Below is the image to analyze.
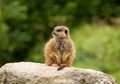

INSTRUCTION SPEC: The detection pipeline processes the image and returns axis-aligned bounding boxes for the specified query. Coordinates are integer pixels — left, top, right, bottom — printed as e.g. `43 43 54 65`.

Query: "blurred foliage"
72 24 120 83
0 0 120 83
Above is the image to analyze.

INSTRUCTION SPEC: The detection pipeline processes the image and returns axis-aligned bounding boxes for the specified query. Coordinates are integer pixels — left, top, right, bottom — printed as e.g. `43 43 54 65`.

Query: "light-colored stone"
0 62 117 84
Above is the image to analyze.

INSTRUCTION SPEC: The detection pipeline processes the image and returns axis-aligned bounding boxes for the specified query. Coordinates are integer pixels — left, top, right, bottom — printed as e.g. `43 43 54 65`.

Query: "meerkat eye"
65 30 68 35
57 29 62 32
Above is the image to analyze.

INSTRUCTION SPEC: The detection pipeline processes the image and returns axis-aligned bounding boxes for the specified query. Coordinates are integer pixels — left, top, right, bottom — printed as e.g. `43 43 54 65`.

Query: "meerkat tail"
57 63 68 70
57 66 65 70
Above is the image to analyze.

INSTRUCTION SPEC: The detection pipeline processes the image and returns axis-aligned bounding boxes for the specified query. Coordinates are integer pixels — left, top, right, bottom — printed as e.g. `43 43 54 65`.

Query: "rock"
0 62 117 84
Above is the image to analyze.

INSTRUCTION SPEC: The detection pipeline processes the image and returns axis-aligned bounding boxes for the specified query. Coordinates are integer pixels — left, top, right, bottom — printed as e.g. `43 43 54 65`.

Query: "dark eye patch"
57 29 62 32
65 30 68 35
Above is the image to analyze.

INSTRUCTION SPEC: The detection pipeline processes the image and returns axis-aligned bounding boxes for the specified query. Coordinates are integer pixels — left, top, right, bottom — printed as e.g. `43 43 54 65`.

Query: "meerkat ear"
65 30 68 35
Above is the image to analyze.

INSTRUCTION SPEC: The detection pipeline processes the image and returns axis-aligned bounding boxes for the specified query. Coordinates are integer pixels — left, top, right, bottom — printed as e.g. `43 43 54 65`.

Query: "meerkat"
44 26 75 70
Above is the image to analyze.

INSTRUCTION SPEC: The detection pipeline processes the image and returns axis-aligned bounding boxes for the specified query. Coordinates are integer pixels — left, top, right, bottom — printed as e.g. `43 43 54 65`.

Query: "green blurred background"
0 0 120 83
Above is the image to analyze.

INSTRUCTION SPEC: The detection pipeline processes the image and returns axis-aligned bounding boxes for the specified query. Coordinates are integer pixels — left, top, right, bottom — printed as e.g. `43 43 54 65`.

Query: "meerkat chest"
53 40 71 52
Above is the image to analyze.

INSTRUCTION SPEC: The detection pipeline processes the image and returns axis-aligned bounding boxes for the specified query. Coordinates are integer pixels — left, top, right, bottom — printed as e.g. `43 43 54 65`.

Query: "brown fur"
44 26 75 70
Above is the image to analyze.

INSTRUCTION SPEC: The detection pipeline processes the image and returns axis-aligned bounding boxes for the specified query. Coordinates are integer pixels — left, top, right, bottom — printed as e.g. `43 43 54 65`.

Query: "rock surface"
0 62 116 84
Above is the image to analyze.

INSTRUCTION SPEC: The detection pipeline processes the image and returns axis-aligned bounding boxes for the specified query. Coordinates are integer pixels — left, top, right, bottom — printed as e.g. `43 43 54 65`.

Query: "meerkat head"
52 26 70 39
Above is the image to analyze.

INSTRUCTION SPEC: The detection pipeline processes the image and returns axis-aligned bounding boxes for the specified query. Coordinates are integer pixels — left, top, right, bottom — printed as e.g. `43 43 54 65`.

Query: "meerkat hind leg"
45 56 58 66
45 58 53 66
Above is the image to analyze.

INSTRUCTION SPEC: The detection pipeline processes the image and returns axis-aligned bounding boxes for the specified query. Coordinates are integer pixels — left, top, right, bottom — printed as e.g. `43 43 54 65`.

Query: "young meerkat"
44 26 75 70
